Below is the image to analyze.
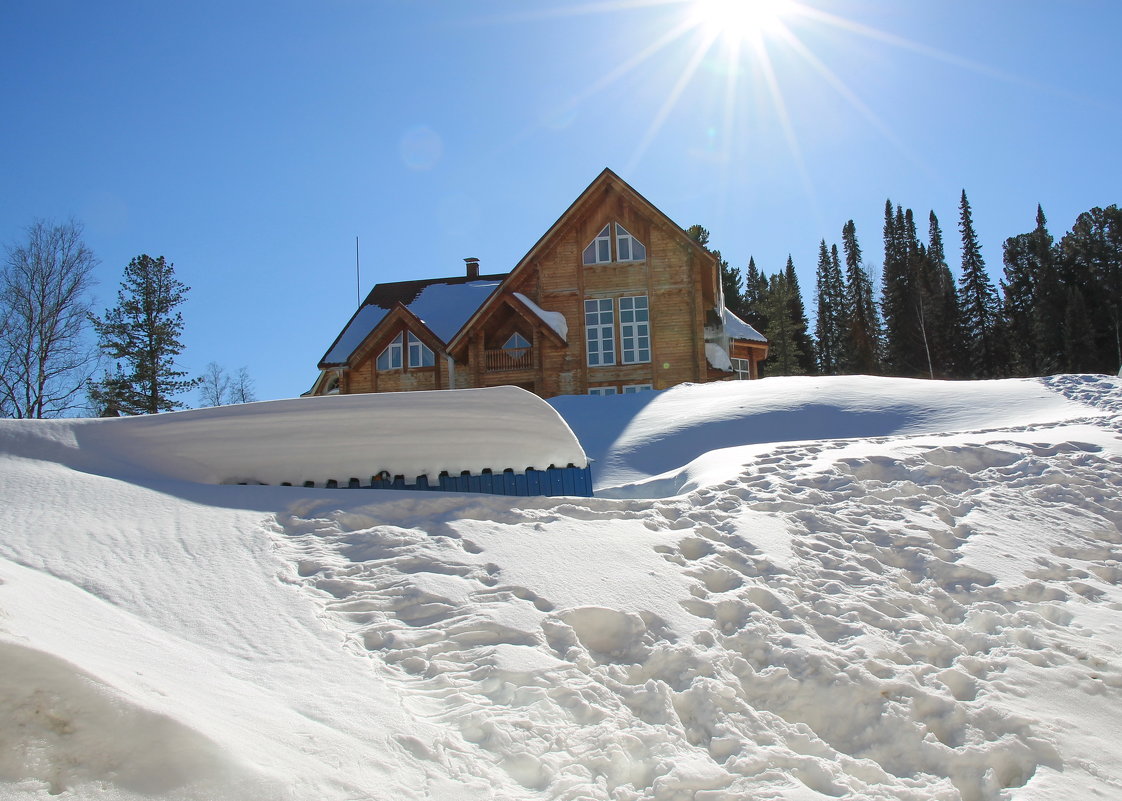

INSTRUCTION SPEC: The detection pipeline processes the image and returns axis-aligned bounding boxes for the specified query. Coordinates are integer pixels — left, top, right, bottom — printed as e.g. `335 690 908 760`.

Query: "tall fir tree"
956 190 1005 378
90 254 198 414
1028 206 1065 374
924 211 961 377
741 256 769 334
880 201 927 376
840 219 881 373
813 239 845 375
784 256 816 374
761 270 805 376
1058 205 1122 373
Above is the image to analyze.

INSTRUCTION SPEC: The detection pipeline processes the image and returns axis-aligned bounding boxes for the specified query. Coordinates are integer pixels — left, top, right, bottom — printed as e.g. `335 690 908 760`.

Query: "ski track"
272 376 1122 801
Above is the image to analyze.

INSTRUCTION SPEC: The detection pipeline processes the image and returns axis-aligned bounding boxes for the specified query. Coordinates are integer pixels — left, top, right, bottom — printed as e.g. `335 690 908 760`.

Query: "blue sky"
3 0 1120 403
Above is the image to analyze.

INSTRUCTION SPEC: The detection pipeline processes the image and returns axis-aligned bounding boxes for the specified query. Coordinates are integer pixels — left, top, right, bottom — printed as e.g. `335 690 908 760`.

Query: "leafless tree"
229 366 256 404
198 361 231 407
197 362 256 407
1 220 99 418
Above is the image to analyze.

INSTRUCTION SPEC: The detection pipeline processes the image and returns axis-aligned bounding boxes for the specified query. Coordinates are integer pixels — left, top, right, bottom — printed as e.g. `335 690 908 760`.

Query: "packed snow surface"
2 374 1121 801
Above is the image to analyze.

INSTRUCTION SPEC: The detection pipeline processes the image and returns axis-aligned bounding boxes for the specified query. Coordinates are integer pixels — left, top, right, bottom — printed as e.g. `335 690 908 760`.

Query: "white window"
615 224 646 262
589 386 617 396
503 332 531 362
731 357 750 380
408 332 435 368
622 384 652 393
619 295 650 364
583 225 612 265
585 298 616 366
376 332 403 371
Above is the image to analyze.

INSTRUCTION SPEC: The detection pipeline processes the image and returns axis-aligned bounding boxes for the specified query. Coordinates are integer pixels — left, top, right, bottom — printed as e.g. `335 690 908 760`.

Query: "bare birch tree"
1 220 99 418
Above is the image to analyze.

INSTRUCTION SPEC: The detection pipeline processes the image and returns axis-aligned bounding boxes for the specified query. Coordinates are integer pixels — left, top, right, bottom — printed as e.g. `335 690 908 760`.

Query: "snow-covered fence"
277 465 592 497
70 386 594 498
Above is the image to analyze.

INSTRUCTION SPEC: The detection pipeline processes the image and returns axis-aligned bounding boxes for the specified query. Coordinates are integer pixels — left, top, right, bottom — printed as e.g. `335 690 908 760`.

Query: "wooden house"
308 169 767 399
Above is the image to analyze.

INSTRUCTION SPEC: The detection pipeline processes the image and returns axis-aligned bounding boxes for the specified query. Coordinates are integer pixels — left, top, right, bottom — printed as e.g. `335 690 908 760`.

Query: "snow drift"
1 374 1121 800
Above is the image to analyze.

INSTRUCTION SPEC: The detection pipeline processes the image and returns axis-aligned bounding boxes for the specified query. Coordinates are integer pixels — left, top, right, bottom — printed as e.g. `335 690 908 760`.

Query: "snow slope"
1 374 1121 800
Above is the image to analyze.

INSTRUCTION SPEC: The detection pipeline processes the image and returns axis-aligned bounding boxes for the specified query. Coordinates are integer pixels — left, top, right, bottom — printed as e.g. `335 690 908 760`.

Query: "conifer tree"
784 256 816 374
840 220 880 373
1058 205 1122 373
1028 206 1064 374
761 271 805 375
742 257 768 334
925 211 961 377
881 201 926 376
814 240 845 375
956 191 1004 378
90 254 198 414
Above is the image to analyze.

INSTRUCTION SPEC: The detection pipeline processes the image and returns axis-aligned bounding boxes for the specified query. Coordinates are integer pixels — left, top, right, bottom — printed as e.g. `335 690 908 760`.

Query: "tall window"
376 333 403 371
615 224 646 262
408 332 435 367
619 295 650 364
583 225 612 265
584 298 616 366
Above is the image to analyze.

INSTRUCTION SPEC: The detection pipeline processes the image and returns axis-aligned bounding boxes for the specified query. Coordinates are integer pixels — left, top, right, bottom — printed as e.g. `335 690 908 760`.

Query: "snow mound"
1 385 587 486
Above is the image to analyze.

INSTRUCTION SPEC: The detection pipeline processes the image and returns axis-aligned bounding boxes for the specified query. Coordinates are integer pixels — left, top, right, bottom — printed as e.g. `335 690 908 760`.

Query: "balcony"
485 347 533 372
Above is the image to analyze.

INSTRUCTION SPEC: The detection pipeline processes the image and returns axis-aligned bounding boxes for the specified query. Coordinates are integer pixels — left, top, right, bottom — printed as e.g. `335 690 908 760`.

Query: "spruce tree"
742 257 769 334
1058 206 1122 373
956 191 1004 378
91 254 198 414
784 256 816 374
925 211 961 377
881 201 926 376
814 239 845 375
840 219 881 373
762 271 805 375
1029 206 1064 374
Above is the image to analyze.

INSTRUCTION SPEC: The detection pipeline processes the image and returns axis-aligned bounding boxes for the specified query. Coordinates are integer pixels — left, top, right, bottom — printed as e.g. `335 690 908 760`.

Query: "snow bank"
1 385 587 486
2 373 1121 800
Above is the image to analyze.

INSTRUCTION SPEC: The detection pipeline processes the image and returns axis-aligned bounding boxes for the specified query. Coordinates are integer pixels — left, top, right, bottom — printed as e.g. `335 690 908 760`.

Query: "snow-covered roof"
724 308 767 343
61 386 588 485
321 277 505 366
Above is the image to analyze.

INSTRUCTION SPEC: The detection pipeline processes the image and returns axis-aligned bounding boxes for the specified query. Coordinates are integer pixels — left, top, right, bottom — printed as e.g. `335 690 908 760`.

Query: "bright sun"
689 0 795 41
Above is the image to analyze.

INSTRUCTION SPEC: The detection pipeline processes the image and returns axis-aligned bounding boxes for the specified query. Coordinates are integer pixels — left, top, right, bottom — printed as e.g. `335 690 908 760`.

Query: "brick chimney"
464 257 480 279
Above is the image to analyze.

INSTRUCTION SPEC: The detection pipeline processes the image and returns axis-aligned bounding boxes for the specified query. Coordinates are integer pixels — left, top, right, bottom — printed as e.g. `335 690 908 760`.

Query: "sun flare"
689 0 795 41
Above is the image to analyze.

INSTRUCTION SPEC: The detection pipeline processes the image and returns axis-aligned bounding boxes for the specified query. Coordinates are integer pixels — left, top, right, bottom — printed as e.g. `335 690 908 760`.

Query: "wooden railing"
485 347 533 371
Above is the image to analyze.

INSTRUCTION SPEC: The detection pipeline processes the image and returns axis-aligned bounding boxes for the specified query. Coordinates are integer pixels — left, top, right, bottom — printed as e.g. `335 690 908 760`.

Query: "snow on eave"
705 342 732 371
513 293 568 342
724 308 767 343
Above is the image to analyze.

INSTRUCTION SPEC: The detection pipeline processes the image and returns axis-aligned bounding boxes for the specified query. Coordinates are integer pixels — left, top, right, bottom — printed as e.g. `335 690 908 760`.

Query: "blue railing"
280 465 593 497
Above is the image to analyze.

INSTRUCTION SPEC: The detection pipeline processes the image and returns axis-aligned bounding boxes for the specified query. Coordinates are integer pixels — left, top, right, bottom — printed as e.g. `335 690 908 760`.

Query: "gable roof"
319 273 507 367
447 168 717 353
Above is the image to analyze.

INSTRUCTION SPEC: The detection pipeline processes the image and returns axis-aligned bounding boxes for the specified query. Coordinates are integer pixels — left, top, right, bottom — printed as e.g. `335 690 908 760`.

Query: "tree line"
0 219 255 418
706 194 1122 380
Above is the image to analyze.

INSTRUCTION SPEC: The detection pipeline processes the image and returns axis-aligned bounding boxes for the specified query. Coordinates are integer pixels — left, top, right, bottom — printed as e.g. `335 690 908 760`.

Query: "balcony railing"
485 347 533 371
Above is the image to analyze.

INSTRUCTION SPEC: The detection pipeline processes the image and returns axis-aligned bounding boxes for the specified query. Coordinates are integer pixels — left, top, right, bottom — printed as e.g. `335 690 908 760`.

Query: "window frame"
502 331 531 362
619 295 650 364
622 384 653 393
376 332 404 371
588 386 618 396
582 225 612 266
731 357 750 380
614 224 646 262
407 331 435 368
584 298 616 367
